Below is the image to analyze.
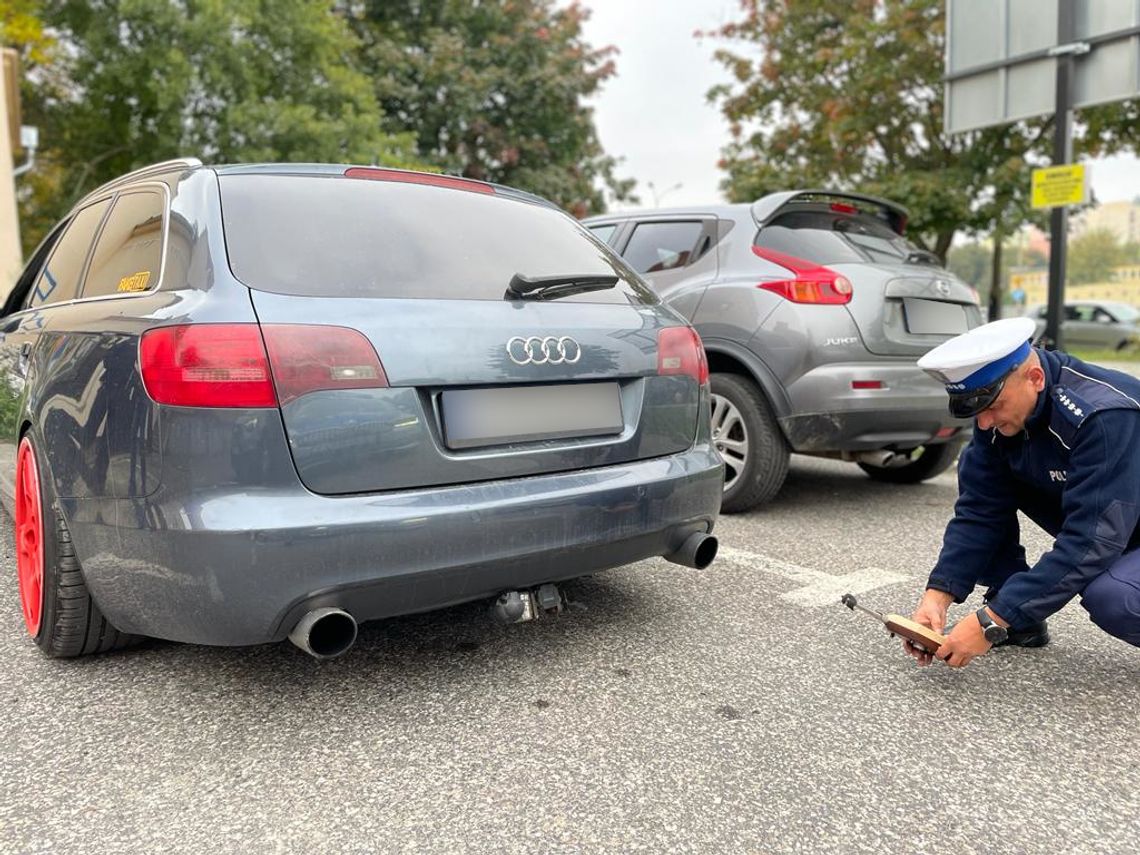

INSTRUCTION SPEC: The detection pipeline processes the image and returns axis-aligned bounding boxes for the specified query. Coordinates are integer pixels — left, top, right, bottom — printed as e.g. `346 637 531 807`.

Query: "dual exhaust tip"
287 532 717 659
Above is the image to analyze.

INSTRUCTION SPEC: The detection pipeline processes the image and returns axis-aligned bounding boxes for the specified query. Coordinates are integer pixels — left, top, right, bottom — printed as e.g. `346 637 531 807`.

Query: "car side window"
82 190 166 298
588 224 618 245
622 221 703 274
1072 305 1097 322
27 199 113 310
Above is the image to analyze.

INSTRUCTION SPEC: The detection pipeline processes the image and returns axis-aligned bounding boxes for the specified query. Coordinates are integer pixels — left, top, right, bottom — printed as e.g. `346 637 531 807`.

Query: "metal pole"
1043 0 1076 350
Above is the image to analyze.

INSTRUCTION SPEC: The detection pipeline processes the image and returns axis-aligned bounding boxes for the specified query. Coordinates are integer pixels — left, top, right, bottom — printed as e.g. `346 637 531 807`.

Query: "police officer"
908 316 1140 668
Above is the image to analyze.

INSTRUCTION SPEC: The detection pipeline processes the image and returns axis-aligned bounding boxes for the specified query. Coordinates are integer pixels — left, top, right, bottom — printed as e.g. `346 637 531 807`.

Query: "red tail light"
752 246 853 305
658 326 709 385
140 325 277 408
261 325 388 405
140 324 388 408
344 167 495 195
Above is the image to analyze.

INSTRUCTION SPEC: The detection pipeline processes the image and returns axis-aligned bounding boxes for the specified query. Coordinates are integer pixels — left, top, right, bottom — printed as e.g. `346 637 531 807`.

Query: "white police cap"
917 317 1037 418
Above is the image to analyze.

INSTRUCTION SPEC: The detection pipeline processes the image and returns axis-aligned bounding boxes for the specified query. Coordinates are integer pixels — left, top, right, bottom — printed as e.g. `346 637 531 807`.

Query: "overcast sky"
575 0 1140 211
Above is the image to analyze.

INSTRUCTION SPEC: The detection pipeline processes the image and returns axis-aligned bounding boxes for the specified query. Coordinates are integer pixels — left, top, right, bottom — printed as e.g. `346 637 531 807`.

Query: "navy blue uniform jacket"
928 348 1140 628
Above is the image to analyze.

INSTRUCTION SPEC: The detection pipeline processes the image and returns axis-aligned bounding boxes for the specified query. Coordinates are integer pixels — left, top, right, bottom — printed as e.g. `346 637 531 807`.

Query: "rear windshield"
219 174 654 304
754 208 937 267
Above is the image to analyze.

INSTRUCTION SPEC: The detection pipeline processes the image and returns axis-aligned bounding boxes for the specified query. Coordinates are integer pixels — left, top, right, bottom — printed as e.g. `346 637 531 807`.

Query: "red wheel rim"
15 438 44 637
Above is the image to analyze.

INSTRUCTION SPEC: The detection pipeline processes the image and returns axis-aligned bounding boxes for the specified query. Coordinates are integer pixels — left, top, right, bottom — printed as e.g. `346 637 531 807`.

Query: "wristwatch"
976 606 1008 645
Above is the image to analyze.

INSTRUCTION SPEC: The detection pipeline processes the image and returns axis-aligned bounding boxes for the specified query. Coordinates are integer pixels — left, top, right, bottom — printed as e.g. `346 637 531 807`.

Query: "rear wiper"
505 272 619 301
905 250 941 266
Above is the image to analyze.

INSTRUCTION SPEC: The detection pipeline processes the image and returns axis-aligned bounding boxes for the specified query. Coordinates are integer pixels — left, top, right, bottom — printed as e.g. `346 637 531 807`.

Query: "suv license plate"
903 298 969 335
441 382 623 450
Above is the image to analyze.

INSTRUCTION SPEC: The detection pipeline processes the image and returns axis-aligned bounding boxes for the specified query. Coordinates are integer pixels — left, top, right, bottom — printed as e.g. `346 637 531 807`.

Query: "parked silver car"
585 191 982 512
1027 301 1140 351
2 159 723 658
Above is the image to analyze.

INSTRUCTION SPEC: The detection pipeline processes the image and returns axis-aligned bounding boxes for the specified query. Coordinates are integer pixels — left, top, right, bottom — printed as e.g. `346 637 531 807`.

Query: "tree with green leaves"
706 0 1138 269
1067 227 1126 285
15 0 421 251
346 0 634 218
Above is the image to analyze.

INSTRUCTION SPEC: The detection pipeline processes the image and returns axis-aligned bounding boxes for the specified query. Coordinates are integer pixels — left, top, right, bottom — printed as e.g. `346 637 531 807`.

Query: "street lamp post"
648 181 682 207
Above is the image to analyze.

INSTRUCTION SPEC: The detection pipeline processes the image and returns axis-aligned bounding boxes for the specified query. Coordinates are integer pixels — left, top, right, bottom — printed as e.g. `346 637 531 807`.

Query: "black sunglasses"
948 375 1009 419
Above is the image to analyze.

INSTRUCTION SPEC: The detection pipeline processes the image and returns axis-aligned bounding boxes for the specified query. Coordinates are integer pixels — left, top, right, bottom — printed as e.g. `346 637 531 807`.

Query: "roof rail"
76 157 204 207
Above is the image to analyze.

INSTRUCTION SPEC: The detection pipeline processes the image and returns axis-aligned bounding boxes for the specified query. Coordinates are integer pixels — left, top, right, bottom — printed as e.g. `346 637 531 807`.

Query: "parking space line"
717 545 908 607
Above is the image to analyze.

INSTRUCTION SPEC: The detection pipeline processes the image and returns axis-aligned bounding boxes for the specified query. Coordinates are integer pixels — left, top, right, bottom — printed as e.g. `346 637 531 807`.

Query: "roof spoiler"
749 189 909 236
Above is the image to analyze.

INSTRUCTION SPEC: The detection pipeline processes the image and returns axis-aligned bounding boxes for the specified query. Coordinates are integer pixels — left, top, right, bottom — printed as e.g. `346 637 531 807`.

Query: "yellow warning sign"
1031 164 1088 209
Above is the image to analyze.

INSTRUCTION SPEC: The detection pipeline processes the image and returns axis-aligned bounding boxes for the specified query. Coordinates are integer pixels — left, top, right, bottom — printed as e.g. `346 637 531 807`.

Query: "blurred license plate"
903 298 969 334
441 382 623 449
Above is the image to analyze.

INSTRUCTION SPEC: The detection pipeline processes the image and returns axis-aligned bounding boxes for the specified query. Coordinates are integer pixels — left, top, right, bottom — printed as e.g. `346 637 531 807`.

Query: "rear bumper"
62 445 724 646
781 362 970 451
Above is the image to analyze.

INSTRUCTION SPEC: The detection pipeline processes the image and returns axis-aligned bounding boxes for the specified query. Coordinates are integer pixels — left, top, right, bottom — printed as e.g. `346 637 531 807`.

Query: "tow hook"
493 583 565 624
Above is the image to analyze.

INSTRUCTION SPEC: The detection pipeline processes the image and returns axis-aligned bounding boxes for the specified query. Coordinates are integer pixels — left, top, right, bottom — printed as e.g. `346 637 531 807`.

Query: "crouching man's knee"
1081 569 1140 647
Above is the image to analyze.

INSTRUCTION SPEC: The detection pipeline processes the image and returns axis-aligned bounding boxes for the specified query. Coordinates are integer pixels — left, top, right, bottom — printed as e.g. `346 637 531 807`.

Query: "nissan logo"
507 336 582 366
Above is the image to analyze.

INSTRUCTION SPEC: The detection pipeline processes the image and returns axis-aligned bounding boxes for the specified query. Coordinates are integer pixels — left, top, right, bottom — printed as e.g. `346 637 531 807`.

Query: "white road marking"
717 545 909 607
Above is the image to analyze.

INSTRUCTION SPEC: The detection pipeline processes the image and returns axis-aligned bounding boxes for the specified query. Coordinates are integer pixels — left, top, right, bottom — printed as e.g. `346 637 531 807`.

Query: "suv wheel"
857 440 963 485
15 436 140 657
710 373 790 512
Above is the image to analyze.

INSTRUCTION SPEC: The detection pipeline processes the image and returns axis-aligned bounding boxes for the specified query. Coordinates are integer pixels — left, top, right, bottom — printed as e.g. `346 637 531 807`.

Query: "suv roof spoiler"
750 190 909 236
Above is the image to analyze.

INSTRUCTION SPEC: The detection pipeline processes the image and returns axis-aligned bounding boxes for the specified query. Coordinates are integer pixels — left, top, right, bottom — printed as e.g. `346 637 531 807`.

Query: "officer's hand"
906 589 953 666
935 612 992 668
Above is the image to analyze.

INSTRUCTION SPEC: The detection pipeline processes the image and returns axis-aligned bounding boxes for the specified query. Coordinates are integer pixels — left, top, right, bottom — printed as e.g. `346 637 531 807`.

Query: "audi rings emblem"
507 335 582 366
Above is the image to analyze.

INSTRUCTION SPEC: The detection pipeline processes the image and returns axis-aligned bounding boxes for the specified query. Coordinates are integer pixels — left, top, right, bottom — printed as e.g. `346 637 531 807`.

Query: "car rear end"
74 166 722 648
745 193 982 453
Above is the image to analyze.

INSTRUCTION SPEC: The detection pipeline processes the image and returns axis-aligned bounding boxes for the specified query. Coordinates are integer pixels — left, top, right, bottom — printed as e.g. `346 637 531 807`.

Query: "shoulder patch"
1049 369 1140 449
1048 385 1091 449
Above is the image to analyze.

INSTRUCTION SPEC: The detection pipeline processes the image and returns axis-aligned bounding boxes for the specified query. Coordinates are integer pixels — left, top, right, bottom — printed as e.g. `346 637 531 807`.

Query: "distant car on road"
1027 301 1140 351
585 191 982 512
2 159 723 658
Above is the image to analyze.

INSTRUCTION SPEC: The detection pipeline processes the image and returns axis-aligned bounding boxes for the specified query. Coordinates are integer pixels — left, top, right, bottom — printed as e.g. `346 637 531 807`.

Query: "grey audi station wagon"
2 159 722 658
585 192 982 512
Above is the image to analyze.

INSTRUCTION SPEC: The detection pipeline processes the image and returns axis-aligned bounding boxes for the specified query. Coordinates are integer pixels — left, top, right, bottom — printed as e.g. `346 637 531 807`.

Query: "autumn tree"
706 0 1139 267
347 0 634 217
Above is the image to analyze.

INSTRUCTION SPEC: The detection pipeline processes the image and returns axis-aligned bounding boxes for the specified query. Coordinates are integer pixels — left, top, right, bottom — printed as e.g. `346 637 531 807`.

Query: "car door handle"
18 342 31 373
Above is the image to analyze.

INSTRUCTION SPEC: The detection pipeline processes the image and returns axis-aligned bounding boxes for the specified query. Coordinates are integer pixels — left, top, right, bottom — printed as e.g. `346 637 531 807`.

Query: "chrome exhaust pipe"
288 608 358 660
665 532 719 570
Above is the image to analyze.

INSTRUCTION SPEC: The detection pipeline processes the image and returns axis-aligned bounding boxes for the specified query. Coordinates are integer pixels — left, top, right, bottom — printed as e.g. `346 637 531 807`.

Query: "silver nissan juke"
1 159 723 658
585 192 983 512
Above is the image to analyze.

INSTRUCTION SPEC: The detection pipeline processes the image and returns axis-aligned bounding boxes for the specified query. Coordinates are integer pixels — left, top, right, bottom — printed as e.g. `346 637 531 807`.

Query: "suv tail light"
752 246 853 305
657 326 709 385
140 324 388 408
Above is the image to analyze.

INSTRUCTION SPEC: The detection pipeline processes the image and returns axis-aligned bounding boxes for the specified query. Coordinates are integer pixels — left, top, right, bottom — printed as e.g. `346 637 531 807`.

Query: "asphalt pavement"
1 455 1138 855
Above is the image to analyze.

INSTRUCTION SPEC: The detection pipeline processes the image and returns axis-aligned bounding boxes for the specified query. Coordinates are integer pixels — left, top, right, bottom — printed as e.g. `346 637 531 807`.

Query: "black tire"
710 373 790 513
19 436 140 657
857 440 963 485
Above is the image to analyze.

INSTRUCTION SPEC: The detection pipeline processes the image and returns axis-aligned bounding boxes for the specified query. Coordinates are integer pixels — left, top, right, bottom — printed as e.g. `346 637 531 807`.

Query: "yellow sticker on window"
117 271 151 292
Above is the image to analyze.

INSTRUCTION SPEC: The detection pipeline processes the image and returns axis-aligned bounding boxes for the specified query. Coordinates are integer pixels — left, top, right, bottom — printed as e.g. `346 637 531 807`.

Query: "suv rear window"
755 208 932 267
220 174 654 304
